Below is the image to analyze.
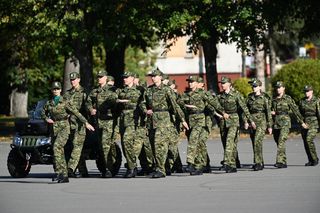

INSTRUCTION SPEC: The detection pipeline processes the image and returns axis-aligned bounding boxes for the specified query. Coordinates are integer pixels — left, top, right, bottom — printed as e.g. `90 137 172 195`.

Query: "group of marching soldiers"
41 68 319 183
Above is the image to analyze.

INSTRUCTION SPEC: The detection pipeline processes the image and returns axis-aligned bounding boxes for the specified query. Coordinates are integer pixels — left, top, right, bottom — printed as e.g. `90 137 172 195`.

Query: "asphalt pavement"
0 135 320 213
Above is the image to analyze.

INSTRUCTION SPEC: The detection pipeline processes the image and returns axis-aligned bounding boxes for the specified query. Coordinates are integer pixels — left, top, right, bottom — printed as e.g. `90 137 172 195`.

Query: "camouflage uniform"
218 77 253 171
117 73 148 177
135 83 155 174
180 76 225 174
245 79 272 170
42 87 88 179
299 85 319 166
86 80 118 177
272 81 304 167
145 70 186 177
63 74 88 176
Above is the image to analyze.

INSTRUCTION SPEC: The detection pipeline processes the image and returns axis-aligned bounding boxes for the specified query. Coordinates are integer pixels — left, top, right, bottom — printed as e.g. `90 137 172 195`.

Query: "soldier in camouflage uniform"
145 68 189 178
179 75 226 175
271 81 306 168
298 85 319 166
86 70 118 177
116 72 147 178
244 78 272 171
63 72 89 177
218 76 255 173
166 79 184 174
42 82 94 183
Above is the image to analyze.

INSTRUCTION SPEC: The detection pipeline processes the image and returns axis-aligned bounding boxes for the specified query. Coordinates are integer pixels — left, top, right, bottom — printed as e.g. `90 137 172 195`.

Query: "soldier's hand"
146 109 153 115
244 122 249 130
85 122 95 131
46 118 54 124
223 113 230 119
251 121 256 130
302 122 308 129
271 111 276 115
90 109 97 115
267 128 272 135
182 121 189 130
185 104 197 109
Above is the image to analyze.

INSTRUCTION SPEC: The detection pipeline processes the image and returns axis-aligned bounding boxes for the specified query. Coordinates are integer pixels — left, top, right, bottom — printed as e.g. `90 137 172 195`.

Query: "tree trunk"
73 39 94 91
62 57 80 94
268 30 277 77
105 44 126 88
202 35 219 94
10 88 28 117
255 45 266 92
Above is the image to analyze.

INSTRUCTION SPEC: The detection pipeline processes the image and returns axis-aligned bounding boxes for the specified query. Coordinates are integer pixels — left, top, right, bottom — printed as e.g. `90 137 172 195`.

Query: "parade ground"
0 135 319 213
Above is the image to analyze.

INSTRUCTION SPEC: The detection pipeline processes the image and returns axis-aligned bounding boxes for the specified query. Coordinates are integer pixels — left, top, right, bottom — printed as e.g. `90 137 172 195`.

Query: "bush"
272 59 320 102
232 77 252 98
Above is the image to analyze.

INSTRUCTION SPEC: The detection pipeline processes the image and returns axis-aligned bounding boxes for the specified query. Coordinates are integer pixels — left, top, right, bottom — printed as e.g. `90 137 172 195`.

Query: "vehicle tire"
95 143 122 177
7 149 31 178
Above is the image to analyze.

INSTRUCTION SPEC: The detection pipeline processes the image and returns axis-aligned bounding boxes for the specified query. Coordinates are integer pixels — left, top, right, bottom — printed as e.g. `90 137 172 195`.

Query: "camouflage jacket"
116 85 146 128
86 84 117 122
271 94 303 129
299 96 320 128
179 88 224 128
41 96 87 135
218 89 252 128
63 86 88 130
244 92 272 128
145 83 185 129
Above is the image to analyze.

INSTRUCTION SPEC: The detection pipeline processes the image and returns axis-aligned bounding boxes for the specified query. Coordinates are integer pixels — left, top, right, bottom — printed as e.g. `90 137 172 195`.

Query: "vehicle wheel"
7 149 31 178
95 143 122 177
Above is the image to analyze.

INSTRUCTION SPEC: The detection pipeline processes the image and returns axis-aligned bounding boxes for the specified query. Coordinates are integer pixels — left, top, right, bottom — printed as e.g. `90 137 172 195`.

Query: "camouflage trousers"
187 126 209 170
166 127 182 172
138 127 155 171
148 127 172 176
249 124 266 165
53 129 69 177
67 126 86 171
120 126 147 170
301 128 319 163
98 120 115 171
220 125 240 168
273 127 290 164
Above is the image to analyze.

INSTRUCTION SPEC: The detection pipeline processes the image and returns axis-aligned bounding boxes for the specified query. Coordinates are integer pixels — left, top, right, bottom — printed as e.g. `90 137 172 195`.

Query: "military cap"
148 67 163 76
107 75 114 81
70 72 80 80
274 81 285 88
134 73 139 78
219 76 231 84
303 85 313 91
97 70 108 77
198 77 204 83
51 81 62 90
162 74 169 80
186 75 199 82
167 79 176 86
122 71 135 78
249 78 262 87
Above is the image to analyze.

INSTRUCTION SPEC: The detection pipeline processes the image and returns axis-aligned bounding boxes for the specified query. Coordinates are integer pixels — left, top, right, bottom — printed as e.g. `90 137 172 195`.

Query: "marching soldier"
63 72 89 177
299 85 319 166
145 68 189 178
271 81 306 168
218 76 255 173
244 78 272 171
42 82 94 183
86 70 118 177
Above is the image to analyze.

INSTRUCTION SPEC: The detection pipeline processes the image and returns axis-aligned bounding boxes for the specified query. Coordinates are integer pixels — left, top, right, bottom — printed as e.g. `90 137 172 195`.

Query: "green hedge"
272 59 320 102
233 77 252 98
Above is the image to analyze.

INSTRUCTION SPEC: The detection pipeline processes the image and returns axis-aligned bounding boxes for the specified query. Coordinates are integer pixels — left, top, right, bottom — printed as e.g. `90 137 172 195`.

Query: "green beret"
97 70 108 77
219 76 231 84
51 81 62 90
70 72 80 80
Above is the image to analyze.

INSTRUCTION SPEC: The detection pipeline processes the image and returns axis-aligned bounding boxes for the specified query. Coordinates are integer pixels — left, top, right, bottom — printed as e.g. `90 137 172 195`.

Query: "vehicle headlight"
36 137 52 146
13 136 22 146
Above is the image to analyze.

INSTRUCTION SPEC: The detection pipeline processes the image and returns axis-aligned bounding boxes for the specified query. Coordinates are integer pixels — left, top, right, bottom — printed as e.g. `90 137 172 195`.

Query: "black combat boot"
101 169 112 178
58 175 69 183
274 163 287 168
190 169 203 176
123 168 137 178
151 171 165 178
253 164 263 171
68 168 77 178
225 165 237 173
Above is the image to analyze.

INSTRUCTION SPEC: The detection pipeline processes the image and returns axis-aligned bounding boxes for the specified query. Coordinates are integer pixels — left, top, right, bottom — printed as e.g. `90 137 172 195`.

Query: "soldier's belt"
153 109 168 112
98 114 113 120
276 112 289 115
304 114 317 117
250 110 264 114
189 110 204 115
53 116 69 121
225 111 237 114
